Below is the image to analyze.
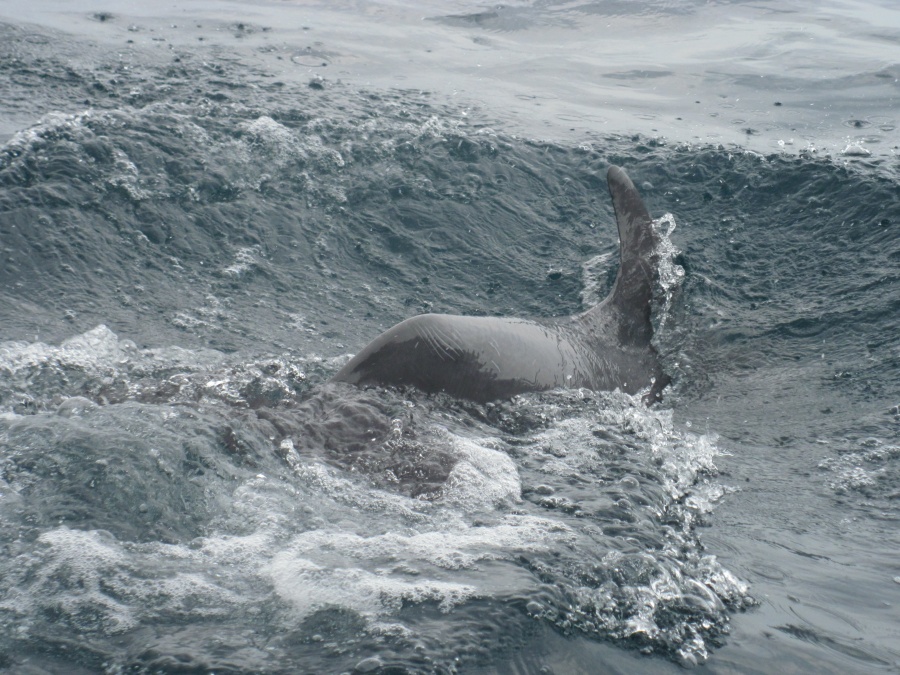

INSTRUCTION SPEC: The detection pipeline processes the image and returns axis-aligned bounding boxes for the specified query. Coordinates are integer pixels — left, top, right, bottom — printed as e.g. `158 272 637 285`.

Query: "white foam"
841 141 871 156
0 325 125 375
3 110 100 154
267 514 571 618
441 433 522 507
222 245 263 278
1 528 137 634
268 555 475 617
653 213 685 332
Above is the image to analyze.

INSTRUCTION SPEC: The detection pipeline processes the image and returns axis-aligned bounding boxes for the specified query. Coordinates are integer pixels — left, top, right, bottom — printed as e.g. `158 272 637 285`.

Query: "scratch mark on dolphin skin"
417 321 466 363
489 339 502 358
418 324 453 361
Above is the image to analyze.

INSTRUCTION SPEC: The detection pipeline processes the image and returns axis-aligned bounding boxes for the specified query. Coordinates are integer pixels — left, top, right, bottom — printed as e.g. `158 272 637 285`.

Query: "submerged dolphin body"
332 166 670 404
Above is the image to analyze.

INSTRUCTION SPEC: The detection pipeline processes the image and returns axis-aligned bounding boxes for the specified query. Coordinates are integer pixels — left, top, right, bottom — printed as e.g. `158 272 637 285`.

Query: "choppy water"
0 1 898 674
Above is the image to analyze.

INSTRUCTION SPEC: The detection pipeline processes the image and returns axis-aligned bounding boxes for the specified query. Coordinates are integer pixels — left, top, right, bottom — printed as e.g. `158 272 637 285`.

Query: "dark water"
1 2 899 674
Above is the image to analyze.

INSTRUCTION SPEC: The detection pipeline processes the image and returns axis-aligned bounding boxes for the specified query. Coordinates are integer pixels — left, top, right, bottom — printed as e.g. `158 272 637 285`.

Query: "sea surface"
0 1 898 673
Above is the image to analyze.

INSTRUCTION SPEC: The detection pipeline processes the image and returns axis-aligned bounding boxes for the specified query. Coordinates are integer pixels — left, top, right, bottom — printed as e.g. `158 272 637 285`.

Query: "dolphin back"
333 165 671 404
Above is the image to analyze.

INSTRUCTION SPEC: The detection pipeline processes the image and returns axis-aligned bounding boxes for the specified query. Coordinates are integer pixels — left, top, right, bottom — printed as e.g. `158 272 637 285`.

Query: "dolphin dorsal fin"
602 166 659 346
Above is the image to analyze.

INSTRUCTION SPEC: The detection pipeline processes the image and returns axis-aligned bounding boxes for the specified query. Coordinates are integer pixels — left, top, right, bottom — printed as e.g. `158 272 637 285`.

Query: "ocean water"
0 1 898 674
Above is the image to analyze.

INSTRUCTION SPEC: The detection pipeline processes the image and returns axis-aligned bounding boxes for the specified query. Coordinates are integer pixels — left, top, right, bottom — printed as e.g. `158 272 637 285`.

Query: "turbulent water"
1 2 899 674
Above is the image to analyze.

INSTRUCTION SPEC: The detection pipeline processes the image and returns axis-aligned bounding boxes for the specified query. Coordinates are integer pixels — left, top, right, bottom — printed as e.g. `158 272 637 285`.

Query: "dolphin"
332 166 670 404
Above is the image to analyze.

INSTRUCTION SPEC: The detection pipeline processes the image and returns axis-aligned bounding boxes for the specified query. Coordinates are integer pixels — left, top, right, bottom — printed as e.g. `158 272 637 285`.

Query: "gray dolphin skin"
332 166 670 404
